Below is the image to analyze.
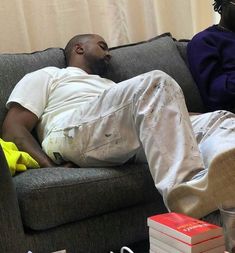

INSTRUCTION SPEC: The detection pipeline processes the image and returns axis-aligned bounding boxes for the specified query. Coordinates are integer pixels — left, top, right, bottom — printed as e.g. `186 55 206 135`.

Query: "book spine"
150 236 183 253
150 243 170 253
149 228 224 253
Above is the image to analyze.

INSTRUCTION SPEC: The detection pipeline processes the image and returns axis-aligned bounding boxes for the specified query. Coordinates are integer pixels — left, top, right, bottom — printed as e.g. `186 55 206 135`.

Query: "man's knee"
141 70 182 94
141 70 169 80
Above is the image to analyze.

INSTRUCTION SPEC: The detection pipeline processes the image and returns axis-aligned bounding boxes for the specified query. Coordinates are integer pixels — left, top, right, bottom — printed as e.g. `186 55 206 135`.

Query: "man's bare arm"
2 103 56 167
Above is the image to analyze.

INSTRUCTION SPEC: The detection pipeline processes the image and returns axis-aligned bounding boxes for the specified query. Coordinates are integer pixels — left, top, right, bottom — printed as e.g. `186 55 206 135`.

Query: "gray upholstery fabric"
14 164 161 230
0 48 66 134
105 35 205 113
175 40 190 65
25 202 165 253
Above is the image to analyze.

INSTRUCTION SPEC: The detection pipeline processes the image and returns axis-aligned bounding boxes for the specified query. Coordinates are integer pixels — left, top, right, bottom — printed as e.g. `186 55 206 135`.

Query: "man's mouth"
104 56 111 64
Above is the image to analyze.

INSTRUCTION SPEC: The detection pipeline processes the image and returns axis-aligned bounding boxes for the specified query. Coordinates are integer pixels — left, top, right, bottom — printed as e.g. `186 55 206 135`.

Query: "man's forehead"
93 34 106 43
90 35 108 47
81 34 108 48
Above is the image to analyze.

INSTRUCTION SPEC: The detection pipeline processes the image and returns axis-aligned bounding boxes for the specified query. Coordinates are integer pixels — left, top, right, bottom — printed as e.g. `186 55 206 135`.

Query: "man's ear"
74 43 84 55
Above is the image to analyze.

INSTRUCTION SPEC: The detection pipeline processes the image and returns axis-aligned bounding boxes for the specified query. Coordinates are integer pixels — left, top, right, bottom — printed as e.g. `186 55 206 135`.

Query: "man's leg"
43 70 203 205
167 110 235 218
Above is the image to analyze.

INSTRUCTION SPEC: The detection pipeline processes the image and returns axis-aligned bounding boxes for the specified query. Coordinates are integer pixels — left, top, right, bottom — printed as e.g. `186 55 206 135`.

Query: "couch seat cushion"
13 164 162 230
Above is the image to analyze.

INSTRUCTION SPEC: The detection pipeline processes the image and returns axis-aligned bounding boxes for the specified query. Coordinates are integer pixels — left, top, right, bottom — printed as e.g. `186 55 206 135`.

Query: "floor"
128 240 149 253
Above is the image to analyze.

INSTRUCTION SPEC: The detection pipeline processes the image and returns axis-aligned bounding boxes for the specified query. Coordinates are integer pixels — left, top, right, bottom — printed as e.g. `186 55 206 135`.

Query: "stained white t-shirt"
6 66 116 142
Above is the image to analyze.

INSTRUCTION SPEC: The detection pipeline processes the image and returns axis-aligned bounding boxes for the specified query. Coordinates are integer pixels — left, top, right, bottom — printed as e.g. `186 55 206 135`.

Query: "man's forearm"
2 126 56 168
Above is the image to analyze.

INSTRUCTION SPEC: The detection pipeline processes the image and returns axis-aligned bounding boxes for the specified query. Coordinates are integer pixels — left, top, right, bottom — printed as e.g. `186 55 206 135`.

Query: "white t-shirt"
6 66 116 142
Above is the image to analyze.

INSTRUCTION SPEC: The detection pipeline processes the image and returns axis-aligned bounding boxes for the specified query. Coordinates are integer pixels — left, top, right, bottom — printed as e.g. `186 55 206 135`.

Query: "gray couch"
0 33 206 253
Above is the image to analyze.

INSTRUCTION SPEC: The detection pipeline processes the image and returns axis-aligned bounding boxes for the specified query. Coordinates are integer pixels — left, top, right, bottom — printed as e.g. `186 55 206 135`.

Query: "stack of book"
147 212 225 253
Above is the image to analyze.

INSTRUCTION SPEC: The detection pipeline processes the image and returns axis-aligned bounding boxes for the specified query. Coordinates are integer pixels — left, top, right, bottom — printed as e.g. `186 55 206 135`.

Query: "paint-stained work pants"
42 70 235 204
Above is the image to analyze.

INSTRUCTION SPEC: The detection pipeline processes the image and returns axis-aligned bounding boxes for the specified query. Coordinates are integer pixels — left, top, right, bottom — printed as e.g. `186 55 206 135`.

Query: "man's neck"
219 20 235 33
68 62 92 74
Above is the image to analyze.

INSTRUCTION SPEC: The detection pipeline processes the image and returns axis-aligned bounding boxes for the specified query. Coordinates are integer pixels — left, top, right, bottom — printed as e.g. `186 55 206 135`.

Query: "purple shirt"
187 25 235 111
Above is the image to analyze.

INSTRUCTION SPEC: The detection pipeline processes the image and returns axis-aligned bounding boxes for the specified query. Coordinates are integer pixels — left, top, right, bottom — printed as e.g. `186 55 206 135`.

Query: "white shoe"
167 148 235 218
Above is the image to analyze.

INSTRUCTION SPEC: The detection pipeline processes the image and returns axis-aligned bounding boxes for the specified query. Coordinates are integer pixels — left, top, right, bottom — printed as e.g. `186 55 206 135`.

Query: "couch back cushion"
175 40 191 67
105 34 205 113
0 48 66 134
0 34 205 135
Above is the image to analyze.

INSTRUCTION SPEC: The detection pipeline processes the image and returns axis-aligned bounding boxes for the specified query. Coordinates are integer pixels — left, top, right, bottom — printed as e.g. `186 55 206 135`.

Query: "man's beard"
87 56 109 76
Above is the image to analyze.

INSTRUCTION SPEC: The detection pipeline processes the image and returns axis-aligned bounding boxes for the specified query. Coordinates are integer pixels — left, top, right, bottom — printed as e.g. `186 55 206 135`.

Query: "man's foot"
166 149 235 218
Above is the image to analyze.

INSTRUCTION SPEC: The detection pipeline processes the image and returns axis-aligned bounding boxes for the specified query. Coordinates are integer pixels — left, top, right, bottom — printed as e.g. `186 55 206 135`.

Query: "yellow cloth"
0 139 39 176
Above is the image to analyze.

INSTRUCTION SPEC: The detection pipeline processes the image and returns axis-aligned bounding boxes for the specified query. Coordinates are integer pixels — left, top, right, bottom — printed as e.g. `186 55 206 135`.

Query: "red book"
147 212 223 245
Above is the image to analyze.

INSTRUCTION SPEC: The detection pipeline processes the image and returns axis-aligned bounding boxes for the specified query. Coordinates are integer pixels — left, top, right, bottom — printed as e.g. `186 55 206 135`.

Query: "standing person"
2 33 235 219
187 0 235 111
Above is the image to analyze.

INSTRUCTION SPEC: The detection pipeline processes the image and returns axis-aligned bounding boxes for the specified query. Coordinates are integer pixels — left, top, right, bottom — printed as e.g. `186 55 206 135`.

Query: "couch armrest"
0 144 27 253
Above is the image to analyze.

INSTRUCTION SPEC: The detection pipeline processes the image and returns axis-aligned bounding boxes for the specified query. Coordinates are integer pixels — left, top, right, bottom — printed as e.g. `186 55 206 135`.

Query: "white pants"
42 70 235 204
191 110 235 170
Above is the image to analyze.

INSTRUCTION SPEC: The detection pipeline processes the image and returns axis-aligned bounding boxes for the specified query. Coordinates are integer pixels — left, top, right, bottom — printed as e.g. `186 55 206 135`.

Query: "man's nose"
105 53 112 61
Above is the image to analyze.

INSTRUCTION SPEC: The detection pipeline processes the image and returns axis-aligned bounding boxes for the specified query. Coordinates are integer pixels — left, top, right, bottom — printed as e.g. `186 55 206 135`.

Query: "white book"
150 240 225 253
150 243 168 253
150 237 182 253
205 245 226 253
149 228 224 253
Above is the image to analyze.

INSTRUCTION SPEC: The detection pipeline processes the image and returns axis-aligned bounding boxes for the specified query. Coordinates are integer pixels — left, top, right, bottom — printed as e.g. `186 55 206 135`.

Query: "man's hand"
2 103 55 168
60 161 78 168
